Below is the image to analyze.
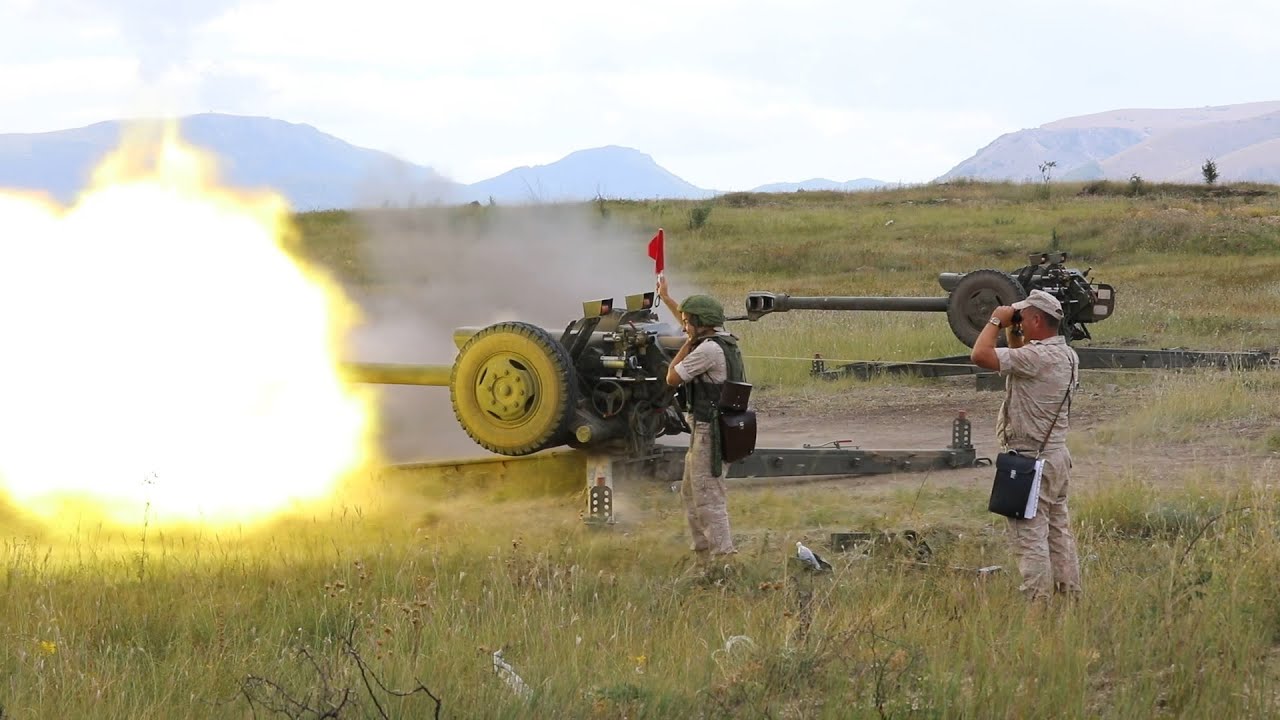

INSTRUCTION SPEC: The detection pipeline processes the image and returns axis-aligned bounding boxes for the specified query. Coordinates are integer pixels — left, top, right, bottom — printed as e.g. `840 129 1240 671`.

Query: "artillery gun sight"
745 251 1114 347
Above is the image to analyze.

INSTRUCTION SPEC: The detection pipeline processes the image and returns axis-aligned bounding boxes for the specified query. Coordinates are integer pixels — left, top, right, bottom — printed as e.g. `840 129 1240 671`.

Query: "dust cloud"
343 204 694 463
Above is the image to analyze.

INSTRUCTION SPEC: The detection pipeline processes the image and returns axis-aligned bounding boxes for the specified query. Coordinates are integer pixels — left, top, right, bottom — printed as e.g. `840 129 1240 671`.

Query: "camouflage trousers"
1007 446 1081 600
682 421 736 558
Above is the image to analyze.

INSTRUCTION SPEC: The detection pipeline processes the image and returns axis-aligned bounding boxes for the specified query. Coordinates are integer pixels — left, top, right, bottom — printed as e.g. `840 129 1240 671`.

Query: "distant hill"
460 146 714 203
939 101 1280 184
0 115 897 209
750 177 889 193
10 104 1280 210
0 114 458 211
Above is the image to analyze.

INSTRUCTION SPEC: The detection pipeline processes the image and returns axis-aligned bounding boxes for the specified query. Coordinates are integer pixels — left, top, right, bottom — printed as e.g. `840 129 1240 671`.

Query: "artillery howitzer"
744 251 1116 347
348 292 685 458
344 290 979 522
345 293 691 456
741 251 1275 382
447 293 687 458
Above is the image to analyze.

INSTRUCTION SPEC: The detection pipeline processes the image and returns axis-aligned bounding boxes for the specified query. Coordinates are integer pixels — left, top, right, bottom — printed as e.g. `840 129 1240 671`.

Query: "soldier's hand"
990 305 1017 326
656 276 670 300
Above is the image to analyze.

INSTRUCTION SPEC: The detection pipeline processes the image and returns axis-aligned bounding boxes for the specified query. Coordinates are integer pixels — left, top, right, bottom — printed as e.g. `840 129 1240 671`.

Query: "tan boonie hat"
1012 289 1063 320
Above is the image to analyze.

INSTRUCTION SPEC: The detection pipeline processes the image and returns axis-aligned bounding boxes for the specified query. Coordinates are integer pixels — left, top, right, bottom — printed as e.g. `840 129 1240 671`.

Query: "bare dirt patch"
370 369 1278 499
747 374 1277 493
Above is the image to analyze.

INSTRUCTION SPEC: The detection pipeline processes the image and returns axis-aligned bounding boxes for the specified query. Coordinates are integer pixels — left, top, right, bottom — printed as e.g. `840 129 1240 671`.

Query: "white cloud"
2 0 1280 188
0 57 140 131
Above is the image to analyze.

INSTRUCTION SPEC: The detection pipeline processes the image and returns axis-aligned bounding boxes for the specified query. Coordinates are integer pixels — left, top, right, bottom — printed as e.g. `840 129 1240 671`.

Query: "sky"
2 0 1278 191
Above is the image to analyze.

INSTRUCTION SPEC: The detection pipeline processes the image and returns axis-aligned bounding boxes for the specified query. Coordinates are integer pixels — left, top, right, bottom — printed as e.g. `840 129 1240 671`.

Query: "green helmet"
678 294 726 327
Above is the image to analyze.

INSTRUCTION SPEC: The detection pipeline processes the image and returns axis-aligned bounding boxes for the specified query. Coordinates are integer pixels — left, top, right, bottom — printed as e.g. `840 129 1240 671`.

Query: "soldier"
657 278 746 569
970 289 1081 601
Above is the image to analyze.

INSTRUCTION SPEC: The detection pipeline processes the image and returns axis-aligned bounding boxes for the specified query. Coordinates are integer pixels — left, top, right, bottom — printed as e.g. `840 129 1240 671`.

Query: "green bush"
687 205 712 230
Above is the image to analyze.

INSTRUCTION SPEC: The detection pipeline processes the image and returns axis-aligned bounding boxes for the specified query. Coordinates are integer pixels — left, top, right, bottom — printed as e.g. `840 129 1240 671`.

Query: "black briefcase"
988 451 1044 519
719 410 757 463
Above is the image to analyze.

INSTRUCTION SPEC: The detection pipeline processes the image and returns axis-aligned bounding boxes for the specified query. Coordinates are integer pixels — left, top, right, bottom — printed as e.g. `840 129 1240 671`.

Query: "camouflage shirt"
994 336 1078 451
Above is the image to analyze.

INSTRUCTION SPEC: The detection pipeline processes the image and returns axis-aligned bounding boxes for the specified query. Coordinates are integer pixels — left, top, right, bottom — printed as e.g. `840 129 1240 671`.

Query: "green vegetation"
4 182 1280 717
5 467 1280 717
1203 159 1220 185
293 180 1280 388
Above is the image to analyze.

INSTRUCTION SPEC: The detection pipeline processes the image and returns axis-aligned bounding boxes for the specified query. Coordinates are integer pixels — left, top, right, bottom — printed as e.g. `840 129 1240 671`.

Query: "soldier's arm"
971 306 1015 370
667 337 717 387
656 277 680 319
1004 324 1028 349
666 337 695 386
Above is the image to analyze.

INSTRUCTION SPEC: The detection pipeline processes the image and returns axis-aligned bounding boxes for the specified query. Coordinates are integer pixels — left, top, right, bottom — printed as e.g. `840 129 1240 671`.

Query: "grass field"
4 182 1280 718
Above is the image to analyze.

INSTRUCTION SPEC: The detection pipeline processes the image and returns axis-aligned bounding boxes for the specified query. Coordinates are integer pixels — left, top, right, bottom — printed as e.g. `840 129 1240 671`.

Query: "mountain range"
940 101 1280 184
2 102 1278 210
0 114 882 210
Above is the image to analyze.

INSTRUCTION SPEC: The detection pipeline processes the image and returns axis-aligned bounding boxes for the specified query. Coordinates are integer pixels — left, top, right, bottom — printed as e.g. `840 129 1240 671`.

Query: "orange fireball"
0 122 377 528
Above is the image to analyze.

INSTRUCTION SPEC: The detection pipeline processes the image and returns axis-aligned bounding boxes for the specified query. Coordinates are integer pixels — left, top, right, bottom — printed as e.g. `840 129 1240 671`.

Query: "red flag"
647 228 665 274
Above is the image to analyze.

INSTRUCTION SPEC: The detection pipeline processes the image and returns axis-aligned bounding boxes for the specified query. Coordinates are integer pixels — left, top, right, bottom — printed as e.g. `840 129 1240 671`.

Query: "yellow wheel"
450 322 577 456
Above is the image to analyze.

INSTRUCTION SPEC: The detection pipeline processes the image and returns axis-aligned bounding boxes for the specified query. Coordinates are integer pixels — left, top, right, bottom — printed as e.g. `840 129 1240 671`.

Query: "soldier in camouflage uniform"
971 289 1082 601
658 278 746 565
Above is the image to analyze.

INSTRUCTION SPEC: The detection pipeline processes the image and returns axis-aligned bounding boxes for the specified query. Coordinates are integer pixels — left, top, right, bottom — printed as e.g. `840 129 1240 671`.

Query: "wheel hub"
962 290 1000 324
450 320 577 456
474 356 538 423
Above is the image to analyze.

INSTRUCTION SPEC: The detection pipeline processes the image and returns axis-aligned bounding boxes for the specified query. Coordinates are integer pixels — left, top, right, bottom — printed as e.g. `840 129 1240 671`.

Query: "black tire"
450 322 577 456
946 269 1026 348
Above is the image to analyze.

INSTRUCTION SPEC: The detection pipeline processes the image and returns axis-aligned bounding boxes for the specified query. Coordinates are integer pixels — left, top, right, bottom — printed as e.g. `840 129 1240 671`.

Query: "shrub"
687 205 712 230
1202 159 1219 185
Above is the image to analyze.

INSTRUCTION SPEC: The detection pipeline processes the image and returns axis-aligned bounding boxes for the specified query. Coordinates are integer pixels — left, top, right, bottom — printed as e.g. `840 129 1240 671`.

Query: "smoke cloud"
344 203 693 463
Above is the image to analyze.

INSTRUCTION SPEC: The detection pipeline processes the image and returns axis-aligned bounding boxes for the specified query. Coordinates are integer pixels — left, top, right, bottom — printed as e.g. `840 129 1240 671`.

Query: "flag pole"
648 227 666 316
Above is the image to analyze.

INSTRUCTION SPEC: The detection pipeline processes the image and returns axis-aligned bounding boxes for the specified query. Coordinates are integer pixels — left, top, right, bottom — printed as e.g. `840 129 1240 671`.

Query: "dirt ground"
371 372 1277 494
368 380 1004 467
748 375 1277 493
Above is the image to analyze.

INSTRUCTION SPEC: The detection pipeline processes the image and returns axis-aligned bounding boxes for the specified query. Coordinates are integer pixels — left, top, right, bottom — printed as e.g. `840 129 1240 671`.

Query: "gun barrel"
453 325 568 349
340 362 452 386
453 326 486 349
746 291 948 319
455 325 688 352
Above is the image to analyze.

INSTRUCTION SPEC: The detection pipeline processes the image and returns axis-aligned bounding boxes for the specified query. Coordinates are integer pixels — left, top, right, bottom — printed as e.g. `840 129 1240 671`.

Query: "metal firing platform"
825 346 1277 381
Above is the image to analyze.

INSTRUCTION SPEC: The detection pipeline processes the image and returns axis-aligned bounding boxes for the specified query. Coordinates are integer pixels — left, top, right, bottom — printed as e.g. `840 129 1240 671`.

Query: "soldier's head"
678 295 726 334
1012 289 1063 337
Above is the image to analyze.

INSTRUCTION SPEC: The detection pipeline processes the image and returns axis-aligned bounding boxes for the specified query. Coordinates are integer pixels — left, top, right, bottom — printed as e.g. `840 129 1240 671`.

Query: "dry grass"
3 182 1280 717
5 456 1280 717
